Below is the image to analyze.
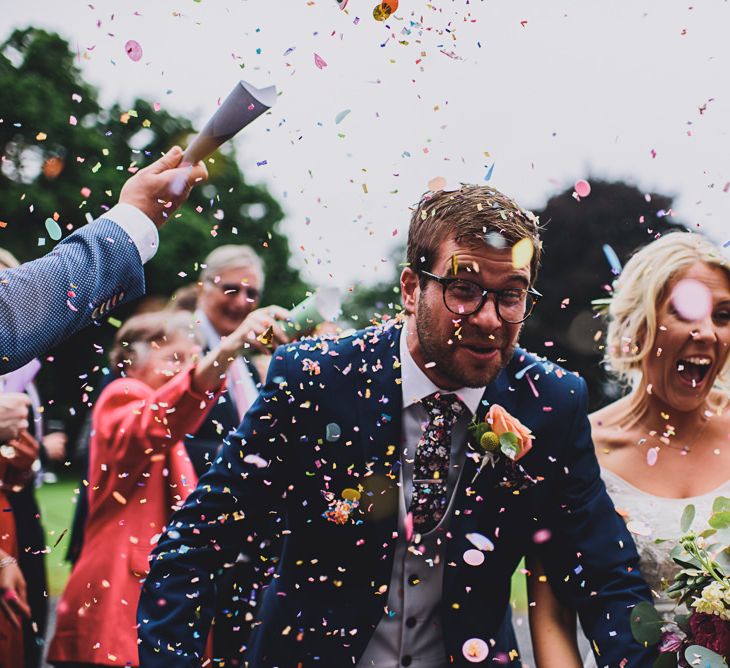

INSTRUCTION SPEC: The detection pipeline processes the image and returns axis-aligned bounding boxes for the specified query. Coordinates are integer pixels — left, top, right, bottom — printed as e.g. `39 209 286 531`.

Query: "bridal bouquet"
630 496 730 667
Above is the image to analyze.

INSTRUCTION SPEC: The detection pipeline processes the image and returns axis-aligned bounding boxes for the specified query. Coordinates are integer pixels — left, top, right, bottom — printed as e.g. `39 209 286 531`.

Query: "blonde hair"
110 310 201 370
605 232 730 406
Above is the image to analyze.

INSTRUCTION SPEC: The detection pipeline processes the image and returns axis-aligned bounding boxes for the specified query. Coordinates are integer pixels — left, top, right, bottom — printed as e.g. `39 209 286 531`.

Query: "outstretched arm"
538 379 655 667
0 147 206 372
137 351 291 667
526 555 582 668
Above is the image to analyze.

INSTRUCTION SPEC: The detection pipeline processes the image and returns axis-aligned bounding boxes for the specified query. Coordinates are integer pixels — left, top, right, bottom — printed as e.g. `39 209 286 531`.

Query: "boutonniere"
468 404 537 489
322 487 362 525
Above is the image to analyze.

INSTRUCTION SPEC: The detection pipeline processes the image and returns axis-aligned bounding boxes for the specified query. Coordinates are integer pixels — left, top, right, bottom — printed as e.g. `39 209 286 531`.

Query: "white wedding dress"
582 467 730 668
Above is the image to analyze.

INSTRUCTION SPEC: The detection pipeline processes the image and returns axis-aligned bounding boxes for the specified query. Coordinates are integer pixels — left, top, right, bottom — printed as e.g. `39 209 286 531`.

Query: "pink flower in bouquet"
487 404 533 460
658 630 684 654
689 612 730 658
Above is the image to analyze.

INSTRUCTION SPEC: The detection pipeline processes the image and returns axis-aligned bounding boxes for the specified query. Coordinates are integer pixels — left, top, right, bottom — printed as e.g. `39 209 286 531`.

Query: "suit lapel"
354 324 403 533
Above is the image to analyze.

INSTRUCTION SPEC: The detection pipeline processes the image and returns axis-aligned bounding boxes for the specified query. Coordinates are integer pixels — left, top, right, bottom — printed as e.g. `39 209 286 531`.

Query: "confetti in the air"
124 40 143 62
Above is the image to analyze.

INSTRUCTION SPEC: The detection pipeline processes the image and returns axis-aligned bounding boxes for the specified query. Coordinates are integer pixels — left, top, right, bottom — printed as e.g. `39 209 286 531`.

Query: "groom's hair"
406 185 543 286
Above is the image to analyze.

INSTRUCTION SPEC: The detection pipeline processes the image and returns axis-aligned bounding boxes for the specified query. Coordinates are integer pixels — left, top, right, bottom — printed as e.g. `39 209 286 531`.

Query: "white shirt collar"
399 325 485 416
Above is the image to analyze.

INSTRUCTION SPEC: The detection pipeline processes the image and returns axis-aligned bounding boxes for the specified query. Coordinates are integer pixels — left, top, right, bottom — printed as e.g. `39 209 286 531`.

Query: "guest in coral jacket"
48 306 290 668
0 428 36 668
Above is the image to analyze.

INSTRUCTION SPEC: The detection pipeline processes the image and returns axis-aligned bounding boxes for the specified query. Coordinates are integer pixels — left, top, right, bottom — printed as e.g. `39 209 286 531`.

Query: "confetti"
671 278 712 322
466 532 494 552
646 447 659 466
124 40 143 62
335 109 351 124
313 53 328 69
601 244 622 276
325 422 342 442
428 176 446 191
574 179 591 197
45 218 63 241
463 637 489 662
463 549 485 566
532 528 551 544
372 2 395 21
511 238 533 270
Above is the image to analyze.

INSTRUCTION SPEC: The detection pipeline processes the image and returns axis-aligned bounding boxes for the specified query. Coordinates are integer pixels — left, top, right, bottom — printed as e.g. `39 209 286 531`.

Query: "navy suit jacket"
0 217 145 372
138 322 656 667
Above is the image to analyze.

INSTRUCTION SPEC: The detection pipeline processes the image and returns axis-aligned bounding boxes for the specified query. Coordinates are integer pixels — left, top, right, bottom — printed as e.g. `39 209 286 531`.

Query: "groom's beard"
415 294 518 389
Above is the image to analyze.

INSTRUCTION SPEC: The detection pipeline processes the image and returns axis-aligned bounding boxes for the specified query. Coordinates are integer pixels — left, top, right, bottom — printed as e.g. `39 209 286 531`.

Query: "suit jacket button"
401 655 412 666
405 616 417 629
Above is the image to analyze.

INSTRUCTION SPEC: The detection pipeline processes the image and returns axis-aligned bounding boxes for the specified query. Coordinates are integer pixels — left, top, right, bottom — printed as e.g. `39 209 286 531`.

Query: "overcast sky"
4 0 730 291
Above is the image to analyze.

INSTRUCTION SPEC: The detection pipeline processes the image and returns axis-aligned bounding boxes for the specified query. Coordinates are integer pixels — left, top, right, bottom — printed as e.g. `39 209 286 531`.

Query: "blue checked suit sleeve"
0 216 146 371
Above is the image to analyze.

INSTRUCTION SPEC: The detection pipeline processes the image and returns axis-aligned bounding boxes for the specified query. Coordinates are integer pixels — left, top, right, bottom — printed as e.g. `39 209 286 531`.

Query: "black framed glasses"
420 270 542 324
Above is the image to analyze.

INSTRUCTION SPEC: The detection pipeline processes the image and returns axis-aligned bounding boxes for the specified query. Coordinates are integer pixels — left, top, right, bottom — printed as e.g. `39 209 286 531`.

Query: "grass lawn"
36 474 78 596
36 476 529 611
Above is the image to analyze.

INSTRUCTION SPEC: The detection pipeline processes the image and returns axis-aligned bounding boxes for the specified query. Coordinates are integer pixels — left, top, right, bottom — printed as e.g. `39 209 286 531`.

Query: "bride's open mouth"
675 355 713 388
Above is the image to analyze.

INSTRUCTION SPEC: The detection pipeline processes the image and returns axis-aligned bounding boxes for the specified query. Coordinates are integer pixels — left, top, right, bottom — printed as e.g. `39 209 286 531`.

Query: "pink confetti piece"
80 187 91 198
574 179 591 197
646 447 659 466
66 299 78 312
671 278 712 322
463 549 485 566
533 528 551 543
314 53 328 69
404 511 413 542
124 39 143 62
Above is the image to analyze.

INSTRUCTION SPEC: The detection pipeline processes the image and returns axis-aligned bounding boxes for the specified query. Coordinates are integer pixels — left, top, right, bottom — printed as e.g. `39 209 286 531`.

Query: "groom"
138 185 655 667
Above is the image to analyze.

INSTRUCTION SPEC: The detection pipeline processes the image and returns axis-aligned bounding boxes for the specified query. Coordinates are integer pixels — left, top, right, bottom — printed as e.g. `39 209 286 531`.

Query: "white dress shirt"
104 203 159 264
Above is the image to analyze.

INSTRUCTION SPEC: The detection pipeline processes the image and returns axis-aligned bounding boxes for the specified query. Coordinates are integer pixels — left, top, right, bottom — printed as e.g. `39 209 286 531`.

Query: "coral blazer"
49 367 223 666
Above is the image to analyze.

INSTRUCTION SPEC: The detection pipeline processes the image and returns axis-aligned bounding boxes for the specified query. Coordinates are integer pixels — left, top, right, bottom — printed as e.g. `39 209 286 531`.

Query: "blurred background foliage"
0 27 308 443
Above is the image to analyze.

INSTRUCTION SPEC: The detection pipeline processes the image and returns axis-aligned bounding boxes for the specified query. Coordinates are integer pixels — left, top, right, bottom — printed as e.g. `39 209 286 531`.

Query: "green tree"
521 180 684 409
0 28 307 440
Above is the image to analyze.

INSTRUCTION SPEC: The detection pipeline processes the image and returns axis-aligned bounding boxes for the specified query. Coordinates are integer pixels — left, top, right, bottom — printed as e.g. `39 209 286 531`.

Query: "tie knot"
422 392 465 423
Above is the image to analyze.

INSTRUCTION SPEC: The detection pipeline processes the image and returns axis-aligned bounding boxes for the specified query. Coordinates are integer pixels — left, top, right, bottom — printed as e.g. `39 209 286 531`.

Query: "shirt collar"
399 325 485 416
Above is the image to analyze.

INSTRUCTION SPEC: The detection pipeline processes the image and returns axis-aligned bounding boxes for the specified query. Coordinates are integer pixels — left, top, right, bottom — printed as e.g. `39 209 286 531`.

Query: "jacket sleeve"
137 351 291 667
99 368 224 466
538 378 657 668
0 217 145 372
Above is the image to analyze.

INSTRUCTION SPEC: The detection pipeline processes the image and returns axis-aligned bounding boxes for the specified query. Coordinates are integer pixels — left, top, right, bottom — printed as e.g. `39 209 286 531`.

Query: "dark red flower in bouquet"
689 612 730 658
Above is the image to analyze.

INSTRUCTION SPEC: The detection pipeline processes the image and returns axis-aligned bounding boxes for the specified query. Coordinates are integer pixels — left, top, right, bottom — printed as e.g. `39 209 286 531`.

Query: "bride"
526 232 730 667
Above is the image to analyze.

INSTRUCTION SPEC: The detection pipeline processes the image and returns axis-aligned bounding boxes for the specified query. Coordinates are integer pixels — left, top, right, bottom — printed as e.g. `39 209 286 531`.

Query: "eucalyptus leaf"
629 602 663 646
712 496 730 514
680 504 696 533
669 544 688 559
715 549 730 572
499 432 519 458
709 511 730 530
684 645 728 668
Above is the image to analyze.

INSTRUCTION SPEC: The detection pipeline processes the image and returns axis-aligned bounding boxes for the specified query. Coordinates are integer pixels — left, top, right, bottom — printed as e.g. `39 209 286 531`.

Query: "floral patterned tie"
410 392 465 534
